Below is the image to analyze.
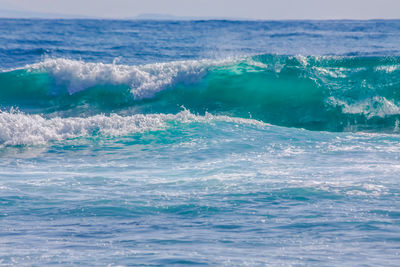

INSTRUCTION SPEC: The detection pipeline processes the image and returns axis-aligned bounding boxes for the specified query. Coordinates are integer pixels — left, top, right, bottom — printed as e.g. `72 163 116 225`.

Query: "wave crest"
27 58 226 99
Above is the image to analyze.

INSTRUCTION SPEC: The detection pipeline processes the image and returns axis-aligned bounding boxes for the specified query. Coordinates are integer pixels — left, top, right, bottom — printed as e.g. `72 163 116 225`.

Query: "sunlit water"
0 19 400 265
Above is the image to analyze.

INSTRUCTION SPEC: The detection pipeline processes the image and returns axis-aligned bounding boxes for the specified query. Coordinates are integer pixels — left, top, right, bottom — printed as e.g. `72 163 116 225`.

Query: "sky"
0 0 399 20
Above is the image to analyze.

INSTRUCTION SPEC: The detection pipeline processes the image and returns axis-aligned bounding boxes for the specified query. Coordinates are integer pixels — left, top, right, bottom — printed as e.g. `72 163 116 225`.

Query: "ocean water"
1 19 400 266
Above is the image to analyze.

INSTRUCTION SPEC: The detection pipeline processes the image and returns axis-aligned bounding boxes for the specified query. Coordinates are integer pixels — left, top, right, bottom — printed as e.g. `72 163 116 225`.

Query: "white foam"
26 58 232 99
375 65 400 73
327 96 400 118
0 109 268 146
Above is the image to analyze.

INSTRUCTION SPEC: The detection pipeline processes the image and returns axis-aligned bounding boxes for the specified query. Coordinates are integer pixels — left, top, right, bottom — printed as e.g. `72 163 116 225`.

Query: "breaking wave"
1 54 400 132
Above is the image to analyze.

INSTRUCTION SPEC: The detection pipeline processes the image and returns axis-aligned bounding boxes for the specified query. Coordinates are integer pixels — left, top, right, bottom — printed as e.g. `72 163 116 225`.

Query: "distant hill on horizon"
133 13 244 21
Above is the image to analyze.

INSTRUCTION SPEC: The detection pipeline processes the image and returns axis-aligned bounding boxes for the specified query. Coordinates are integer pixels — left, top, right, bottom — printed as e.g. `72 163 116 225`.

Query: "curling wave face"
1 54 400 134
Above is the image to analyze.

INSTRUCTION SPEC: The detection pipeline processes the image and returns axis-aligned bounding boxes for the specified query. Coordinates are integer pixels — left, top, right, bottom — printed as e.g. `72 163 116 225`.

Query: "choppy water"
1 19 400 266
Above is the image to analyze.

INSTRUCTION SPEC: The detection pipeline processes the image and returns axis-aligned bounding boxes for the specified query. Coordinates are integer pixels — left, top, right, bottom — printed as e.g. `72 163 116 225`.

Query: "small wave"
0 109 268 146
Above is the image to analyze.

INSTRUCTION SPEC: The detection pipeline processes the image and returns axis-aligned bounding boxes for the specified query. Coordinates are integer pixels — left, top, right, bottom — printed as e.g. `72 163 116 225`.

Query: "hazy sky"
0 0 399 19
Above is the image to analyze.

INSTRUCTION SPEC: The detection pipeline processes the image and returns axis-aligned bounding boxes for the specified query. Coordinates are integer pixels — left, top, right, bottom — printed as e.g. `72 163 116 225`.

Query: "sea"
0 19 400 266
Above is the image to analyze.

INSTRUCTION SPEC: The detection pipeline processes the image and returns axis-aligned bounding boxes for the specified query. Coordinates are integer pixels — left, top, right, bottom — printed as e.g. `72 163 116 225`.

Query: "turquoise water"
1 19 400 265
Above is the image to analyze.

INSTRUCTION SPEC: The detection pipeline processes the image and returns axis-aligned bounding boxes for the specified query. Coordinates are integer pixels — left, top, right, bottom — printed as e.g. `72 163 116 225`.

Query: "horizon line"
0 9 399 21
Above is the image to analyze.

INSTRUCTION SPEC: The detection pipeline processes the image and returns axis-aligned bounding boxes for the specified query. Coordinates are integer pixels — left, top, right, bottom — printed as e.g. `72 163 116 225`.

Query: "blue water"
1 19 400 265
